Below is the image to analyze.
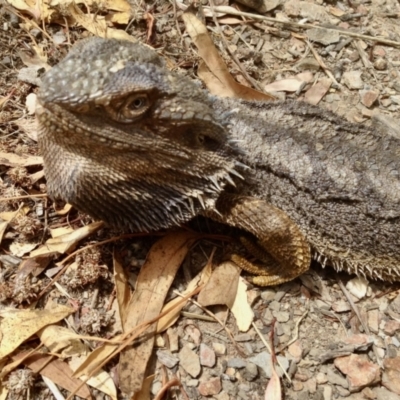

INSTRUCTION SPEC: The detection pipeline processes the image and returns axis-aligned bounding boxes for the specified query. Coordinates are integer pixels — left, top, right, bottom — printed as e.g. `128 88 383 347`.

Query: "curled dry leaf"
19 44 51 71
182 11 275 101
5 0 43 20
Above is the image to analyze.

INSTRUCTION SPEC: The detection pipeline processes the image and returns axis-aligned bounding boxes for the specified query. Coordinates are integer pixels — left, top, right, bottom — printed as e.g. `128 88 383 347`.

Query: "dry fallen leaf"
0 152 43 167
69 356 117 400
0 382 8 400
37 325 88 358
197 261 241 308
0 206 30 222
113 253 131 329
49 226 74 238
68 3 136 42
304 77 332 105
17 353 91 399
0 305 74 360
119 230 198 396
30 221 104 257
5 0 42 20
182 11 274 101
157 254 212 332
19 44 51 71
9 241 38 257
132 374 155 400
0 221 8 245
231 277 254 332
72 335 121 379
264 78 307 93
264 365 282 400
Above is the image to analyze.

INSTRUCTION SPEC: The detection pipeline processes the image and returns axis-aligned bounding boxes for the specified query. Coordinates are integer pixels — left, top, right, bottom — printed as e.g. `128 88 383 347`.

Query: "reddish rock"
199 343 216 368
360 90 379 108
382 356 400 395
288 340 303 363
198 377 222 396
334 354 380 392
179 345 201 378
372 46 386 57
383 320 400 336
343 334 371 347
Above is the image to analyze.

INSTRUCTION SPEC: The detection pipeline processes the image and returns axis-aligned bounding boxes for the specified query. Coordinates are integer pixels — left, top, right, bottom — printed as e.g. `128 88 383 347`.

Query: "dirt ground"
1 0 400 399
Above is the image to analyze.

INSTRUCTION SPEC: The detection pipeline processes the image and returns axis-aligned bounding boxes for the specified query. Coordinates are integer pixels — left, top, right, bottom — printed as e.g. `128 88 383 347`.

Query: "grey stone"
227 357 247 369
242 362 258 381
157 349 179 368
374 386 400 400
307 28 340 45
342 71 364 90
326 368 348 388
249 351 289 378
234 333 252 342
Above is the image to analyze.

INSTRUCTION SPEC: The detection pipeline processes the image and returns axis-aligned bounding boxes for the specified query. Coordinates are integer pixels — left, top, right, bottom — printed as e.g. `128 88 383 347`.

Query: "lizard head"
37 37 240 231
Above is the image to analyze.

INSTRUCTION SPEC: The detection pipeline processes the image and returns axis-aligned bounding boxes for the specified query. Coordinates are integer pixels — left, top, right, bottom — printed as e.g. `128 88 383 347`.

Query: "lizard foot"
213 194 311 286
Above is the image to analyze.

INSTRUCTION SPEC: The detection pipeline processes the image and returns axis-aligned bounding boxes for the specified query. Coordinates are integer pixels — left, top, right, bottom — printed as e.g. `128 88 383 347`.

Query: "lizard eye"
120 94 150 121
75 104 90 113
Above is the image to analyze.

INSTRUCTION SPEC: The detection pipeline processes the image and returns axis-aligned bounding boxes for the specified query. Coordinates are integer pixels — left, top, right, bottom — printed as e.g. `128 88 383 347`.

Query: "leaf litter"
1 0 400 398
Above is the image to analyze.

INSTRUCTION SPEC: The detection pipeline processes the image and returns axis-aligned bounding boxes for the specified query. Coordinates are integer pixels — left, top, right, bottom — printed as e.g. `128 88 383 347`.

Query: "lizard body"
36 38 400 284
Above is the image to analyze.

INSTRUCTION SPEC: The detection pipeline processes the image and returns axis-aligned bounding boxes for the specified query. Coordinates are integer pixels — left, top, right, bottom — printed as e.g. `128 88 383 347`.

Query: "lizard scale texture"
37 37 400 283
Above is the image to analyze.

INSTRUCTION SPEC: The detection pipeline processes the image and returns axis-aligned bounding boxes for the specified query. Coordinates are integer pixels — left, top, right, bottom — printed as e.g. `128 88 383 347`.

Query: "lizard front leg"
209 193 311 286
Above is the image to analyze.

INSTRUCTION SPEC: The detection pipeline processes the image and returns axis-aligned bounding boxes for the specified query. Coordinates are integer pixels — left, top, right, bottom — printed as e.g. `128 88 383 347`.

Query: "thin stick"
306 40 340 87
252 322 292 383
210 6 400 48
